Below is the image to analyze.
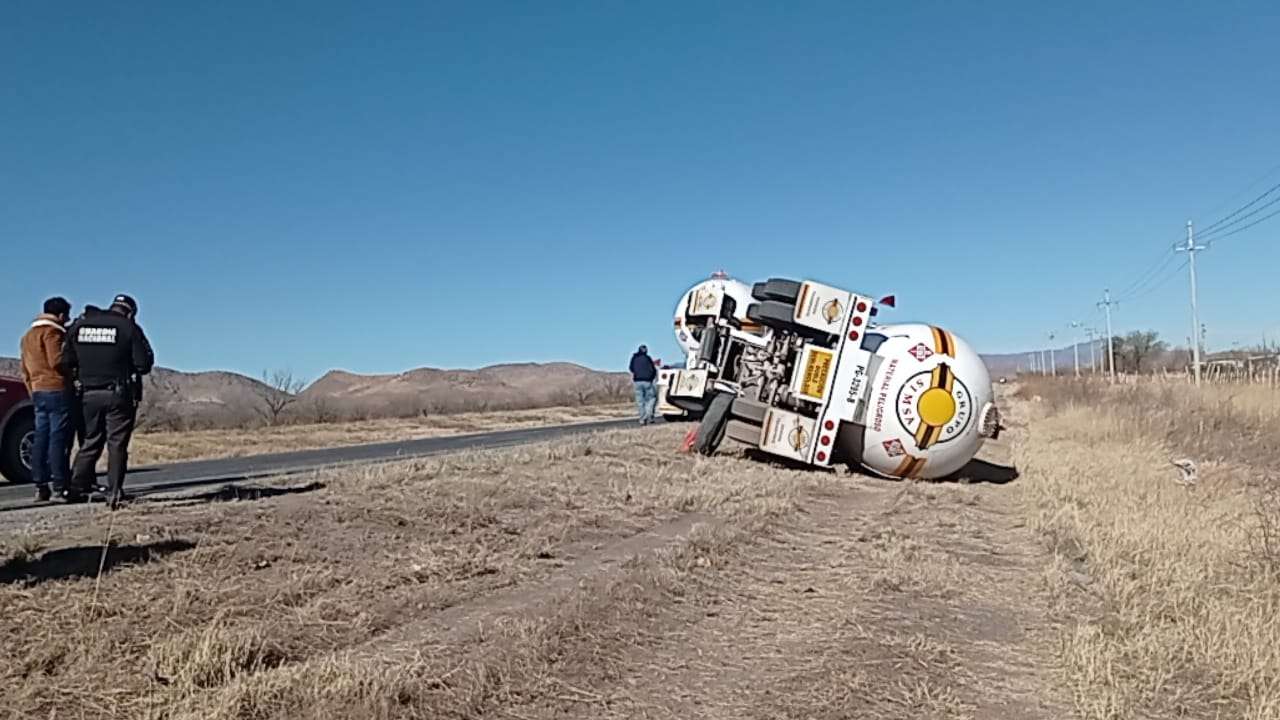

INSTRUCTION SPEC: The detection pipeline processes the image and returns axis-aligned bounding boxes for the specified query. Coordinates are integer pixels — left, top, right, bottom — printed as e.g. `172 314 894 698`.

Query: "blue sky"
4 1 1278 380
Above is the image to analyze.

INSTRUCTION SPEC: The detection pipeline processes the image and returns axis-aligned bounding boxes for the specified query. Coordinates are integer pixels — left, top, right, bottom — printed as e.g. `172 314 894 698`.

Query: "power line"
1200 203 1280 245
1045 162 1280 381
1122 258 1188 303
1198 191 1280 243
1114 248 1178 302
1114 246 1177 300
1194 161 1280 222
1197 179 1280 237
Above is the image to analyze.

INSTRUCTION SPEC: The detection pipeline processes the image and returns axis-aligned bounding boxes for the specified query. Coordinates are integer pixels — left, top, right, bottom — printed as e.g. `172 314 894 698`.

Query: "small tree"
571 385 597 405
1105 331 1167 374
602 375 632 401
306 395 338 424
1123 330 1167 374
254 369 306 425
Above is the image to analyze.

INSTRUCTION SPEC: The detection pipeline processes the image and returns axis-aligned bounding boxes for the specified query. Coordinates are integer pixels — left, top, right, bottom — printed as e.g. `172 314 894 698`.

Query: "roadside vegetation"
1017 375 1280 719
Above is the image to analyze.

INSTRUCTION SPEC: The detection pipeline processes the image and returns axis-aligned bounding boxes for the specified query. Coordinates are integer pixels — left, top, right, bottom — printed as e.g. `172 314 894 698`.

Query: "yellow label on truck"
800 347 834 400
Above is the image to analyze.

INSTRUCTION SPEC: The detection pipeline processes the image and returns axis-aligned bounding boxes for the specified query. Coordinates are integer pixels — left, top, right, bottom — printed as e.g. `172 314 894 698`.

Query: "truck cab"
656 271 758 422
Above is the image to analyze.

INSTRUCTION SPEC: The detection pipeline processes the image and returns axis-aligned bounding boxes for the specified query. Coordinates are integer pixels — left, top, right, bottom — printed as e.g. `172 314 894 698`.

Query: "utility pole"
1084 327 1098 372
1048 331 1057 376
1176 220 1206 386
1099 290 1117 383
1070 321 1082 377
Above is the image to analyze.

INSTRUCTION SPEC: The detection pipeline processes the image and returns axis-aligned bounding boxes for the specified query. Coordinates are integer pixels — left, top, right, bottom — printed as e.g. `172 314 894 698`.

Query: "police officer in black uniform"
63 294 154 504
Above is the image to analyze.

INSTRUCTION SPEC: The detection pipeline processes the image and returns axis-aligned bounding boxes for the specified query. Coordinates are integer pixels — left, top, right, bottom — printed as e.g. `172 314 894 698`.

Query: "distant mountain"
0 357 273 429
302 362 632 417
0 357 629 430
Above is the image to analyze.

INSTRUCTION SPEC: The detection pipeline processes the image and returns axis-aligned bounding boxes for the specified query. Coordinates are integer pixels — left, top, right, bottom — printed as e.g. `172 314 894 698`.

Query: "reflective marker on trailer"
852 316 864 326
820 436 831 446
848 330 860 341
824 420 835 430
856 301 867 312
816 451 827 462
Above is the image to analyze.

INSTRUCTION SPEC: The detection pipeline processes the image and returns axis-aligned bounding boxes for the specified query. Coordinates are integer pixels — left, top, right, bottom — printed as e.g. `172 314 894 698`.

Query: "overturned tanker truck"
658 273 1001 480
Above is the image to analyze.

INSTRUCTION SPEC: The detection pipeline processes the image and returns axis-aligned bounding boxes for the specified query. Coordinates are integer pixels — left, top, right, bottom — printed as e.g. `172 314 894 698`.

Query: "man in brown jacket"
19 297 73 501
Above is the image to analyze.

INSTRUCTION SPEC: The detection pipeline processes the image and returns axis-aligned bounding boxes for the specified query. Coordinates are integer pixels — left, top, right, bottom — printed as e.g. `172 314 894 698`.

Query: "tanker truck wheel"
747 301 832 341
694 392 734 456
751 278 802 304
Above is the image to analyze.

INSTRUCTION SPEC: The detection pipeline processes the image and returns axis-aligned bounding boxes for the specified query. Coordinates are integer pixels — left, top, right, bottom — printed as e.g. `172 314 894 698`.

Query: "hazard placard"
792 345 835 402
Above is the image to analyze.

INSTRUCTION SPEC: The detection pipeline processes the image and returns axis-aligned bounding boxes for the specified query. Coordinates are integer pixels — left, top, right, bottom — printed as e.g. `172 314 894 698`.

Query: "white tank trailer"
659 274 1001 480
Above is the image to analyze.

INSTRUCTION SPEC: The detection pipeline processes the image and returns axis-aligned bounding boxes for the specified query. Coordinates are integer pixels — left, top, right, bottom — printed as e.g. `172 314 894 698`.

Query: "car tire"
1 412 34 484
694 392 734 456
751 278 802 304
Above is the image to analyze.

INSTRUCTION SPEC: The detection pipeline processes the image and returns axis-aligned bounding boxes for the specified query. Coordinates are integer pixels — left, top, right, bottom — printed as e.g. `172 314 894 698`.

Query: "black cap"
111 294 138 315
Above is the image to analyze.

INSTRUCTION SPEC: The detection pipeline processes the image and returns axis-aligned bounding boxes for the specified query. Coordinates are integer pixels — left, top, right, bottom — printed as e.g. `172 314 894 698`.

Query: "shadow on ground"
148 481 326 507
0 539 196 587
739 449 1020 485
941 458 1020 484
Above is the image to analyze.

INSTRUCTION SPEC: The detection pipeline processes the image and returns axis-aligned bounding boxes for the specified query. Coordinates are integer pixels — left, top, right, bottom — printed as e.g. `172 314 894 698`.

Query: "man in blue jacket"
629 345 658 425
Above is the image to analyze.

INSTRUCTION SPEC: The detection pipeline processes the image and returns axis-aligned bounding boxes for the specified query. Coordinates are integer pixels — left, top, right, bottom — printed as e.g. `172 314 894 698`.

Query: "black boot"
35 484 51 502
58 488 87 503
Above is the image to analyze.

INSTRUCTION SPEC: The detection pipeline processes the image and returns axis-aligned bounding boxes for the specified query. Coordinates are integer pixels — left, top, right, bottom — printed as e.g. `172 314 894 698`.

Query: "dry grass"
4 382 1098 719
126 402 632 466
0 416 1060 719
0 426 825 719
1017 376 1280 719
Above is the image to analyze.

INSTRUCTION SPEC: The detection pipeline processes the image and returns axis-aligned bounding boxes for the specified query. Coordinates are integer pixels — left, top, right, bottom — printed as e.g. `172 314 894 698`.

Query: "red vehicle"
0 376 34 483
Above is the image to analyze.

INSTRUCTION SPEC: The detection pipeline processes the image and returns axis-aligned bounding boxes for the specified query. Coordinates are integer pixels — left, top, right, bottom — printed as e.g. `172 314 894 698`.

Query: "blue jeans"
633 381 657 423
32 390 72 489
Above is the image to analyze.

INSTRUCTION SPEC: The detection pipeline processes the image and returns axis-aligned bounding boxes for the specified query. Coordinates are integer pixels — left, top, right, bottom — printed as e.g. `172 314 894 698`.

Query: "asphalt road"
0 418 641 513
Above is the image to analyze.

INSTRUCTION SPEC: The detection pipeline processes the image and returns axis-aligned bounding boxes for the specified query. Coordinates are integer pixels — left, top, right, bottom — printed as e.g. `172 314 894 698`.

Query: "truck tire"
1 412 34 484
725 419 762 446
696 326 721 365
747 300 832 340
669 396 708 416
694 392 734 456
751 278 802 304
746 300 797 328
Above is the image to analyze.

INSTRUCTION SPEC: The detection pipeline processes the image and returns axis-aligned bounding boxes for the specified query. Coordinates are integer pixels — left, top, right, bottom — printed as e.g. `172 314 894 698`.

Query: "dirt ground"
126 402 633 466
1 384 1082 719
